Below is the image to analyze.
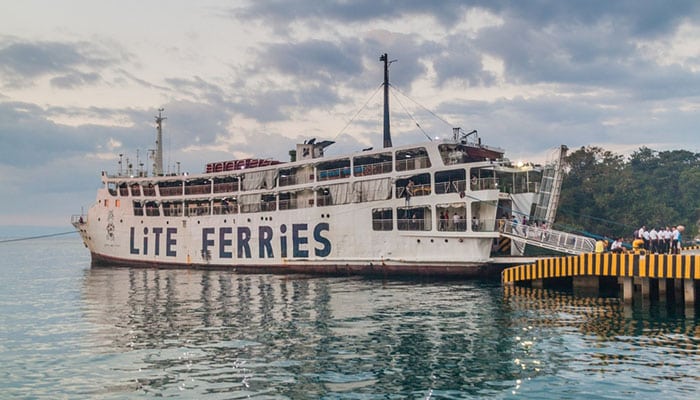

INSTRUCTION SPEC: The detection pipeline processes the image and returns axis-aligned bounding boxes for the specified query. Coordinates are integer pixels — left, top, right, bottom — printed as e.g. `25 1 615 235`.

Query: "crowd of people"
600 225 685 254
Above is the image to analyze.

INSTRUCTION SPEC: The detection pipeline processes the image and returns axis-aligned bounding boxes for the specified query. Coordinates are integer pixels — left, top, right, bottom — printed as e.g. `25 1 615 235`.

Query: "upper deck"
96 138 539 225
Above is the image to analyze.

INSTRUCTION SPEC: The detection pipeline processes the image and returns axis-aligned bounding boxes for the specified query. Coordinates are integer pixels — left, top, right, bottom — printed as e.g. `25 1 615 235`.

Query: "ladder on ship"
498 144 597 255
531 145 567 225
498 220 596 255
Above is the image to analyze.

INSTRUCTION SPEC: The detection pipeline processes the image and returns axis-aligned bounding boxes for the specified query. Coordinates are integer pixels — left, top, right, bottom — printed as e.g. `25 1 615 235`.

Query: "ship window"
130 183 141 196
213 197 236 215
162 201 184 217
118 183 128 196
317 158 351 181
471 200 497 232
470 167 499 191
261 194 277 212
185 200 209 216
159 180 182 197
213 176 239 193
239 194 261 213
397 206 431 231
145 201 160 216
354 178 392 203
142 183 157 196
395 148 430 171
133 201 144 216
372 208 393 231
436 203 466 232
318 183 352 207
435 169 466 194
185 178 211 195
396 173 431 200
107 182 117 196
353 152 392 176
115 199 121 208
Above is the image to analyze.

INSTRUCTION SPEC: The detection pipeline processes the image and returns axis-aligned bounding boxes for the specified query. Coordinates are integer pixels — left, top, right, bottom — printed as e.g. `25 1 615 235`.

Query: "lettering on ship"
129 223 331 259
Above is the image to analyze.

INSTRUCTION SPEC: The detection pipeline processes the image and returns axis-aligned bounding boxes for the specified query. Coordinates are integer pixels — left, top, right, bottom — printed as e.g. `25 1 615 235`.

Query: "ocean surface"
0 234 698 399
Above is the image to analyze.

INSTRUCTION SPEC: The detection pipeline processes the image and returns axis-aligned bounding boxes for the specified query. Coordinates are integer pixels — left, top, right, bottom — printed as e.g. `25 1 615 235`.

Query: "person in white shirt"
649 228 658 253
642 229 650 251
672 227 681 254
610 238 624 253
662 227 672 253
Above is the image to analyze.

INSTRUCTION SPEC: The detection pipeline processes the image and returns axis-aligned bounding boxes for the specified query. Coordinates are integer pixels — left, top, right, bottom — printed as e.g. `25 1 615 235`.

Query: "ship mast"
380 53 396 148
154 108 166 176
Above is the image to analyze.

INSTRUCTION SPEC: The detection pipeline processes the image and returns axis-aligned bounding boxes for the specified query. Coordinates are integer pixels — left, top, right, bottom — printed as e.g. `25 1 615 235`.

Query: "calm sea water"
0 235 698 399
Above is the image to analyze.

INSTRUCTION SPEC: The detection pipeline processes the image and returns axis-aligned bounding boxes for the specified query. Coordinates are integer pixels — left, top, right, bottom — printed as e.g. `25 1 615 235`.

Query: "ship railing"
142 186 157 196
437 220 467 232
185 184 211 195
372 219 393 231
185 206 210 216
280 174 314 187
162 207 184 217
145 207 160 216
159 186 181 196
134 208 144 216
354 161 392 176
435 180 466 194
395 156 430 171
397 183 431 199
119 187 129 196
213 182 239 193
437 218 497 232
318 167 352 181
471 177 498 191
397 218 430 231
279 199 298 210
212 205 237 215
71 214 86 225
498 219 596 253
497 181 539 195
239 202 277 213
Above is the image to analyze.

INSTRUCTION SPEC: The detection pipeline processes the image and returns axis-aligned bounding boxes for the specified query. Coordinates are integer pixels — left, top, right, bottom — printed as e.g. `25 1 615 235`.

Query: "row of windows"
372 205 495 233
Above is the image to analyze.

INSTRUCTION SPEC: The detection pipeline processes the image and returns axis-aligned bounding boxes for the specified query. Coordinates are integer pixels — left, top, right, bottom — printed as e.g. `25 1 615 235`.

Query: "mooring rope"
0 230 77 244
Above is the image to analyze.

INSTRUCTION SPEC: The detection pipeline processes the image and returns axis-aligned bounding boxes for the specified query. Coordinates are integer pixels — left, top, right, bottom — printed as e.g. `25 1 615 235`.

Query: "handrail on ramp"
498 220 596 255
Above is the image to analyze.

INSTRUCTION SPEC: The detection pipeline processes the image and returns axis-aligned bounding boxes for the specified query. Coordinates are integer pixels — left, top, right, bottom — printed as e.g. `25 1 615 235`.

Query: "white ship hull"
74 119 543 277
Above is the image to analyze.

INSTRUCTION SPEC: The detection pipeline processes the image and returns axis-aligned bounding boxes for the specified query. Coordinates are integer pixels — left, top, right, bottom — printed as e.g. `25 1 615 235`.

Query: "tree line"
555 146 700 243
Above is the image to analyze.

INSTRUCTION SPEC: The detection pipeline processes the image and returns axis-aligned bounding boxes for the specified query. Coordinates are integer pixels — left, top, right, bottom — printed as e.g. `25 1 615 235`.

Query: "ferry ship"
73 55 554 276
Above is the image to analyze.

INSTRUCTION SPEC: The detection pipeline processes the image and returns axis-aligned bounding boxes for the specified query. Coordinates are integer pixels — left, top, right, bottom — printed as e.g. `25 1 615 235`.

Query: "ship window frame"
395 147 431 171
397 205 431 231
372 208 393 231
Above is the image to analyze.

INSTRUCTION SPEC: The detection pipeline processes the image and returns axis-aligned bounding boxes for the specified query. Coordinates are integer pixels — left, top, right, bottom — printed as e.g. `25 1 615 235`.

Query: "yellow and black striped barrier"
502 253 700 284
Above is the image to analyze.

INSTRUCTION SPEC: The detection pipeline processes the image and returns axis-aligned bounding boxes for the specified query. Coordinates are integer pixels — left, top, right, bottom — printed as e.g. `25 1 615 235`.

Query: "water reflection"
81 269 700 398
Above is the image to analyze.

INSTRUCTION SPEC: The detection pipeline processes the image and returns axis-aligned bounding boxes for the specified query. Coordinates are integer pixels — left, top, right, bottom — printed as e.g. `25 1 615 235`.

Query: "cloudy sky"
1 1 699 227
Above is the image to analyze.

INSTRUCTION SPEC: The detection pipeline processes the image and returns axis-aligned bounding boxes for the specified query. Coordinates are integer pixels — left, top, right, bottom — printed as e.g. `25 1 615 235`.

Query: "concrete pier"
502 253 699 308
620 277 633 303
